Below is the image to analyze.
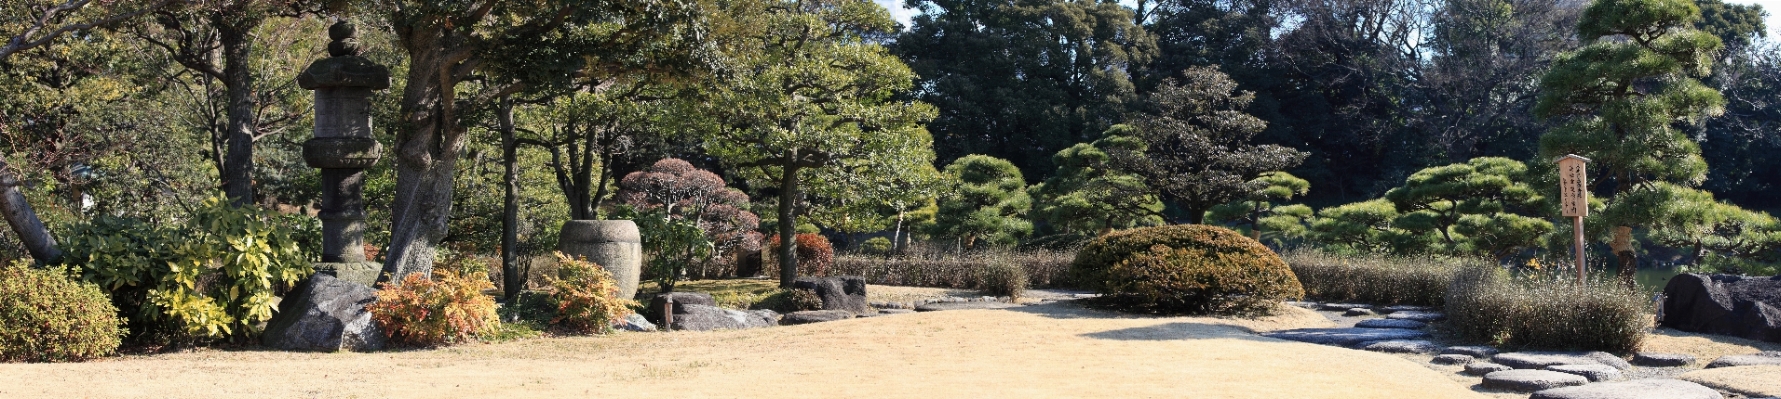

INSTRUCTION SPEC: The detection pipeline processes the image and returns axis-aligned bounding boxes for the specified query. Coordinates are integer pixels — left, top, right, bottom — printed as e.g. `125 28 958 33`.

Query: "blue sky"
874 0 1780 38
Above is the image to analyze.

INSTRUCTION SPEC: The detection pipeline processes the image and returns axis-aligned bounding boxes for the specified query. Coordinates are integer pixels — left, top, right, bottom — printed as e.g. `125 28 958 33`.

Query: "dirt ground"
0 301 1494 399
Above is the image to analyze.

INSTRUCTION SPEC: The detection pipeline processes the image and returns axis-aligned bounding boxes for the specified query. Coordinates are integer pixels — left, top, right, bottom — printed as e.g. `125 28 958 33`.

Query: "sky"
873 0 1781 38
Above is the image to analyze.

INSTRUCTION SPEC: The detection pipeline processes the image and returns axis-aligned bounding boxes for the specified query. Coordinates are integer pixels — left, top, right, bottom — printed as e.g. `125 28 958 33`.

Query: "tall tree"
367 0 714 281
1030 125 1164 236
1534 0 1724 286
932 154 1032 247
701 0 936 288
1206 171 1311 242
1124 66 1306 223
893 0 1155 178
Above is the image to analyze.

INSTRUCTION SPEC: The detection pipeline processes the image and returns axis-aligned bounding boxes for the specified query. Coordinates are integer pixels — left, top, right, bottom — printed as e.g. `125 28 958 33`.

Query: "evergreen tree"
932 155 1032 248
1030 125 1164 236
1124 66 1306 223
1206 171 1311 243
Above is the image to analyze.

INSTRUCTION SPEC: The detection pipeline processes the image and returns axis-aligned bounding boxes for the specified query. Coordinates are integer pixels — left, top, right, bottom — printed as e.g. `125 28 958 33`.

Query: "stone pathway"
1266 301 1779 399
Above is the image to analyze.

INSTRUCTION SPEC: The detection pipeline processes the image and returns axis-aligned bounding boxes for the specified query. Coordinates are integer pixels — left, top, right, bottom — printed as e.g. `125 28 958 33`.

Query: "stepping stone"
1632 353 1695 367
1547 364 1624 382
1482 370 1590 392
1344 308 1377 316
1360 339 1439 354
1261 328 1430 347
1381 305 1433 313
878 309 915 315
1494 351 1632 370
1285 301 1319 309
1355 318 1426 329
1681 365 1781 398
1432 354 1474 365
1705 352 1781 368
1465 362 1515 376
1442 346 1500 358
781 310 854 325
1386 311 1446 322
1320 303 1370 311
1530 379 1725 399
913 301 1022 312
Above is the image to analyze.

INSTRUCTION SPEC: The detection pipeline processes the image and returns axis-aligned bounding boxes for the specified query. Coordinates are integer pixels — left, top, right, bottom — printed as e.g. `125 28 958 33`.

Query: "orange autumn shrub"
367 270 499 347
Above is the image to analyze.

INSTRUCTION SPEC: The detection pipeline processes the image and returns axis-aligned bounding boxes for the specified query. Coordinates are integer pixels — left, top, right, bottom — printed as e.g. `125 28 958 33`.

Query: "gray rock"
1632 353 1695 367
668 304 777 331
1661 273 1781 344
1547 364 1624 382
558 220 644 300
1320 303 1370 311
1433 354 1474 365
1286 301 1319 309
914 301 1023 312
1466 362 1515 376
1381 305 1434 313
1355 318 1427 329
792 276 870 315
312 261 381 287
1360 339 1440 354
1493 351 1632 370
1482 370 1590 392
1344 308 1377 316
879 309 916 315
1261 328 1429 347
1386 310 1447 322
615 313 656 332
1530 379 1724 399
262 274 384 352
1705 352 1781 368
1443 345 1500 358
781 310 855 325
646 292 717 324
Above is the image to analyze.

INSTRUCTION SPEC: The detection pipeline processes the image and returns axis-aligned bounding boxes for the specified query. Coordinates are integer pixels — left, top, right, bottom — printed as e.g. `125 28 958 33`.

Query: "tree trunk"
381 35 465 283
1610 225 1636 288
216 15 259 206
776 155 800 288
0 156 60 264
499 97 522 299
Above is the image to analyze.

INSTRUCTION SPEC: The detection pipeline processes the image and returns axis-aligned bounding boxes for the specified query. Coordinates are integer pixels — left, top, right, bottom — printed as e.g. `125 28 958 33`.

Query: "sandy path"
0 302 1489 399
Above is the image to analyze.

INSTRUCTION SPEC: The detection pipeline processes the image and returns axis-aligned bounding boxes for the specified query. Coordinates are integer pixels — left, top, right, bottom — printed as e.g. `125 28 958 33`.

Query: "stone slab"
781 310 855 325
1632 353 1695 367
1705 352 1781 368
1466 362 1515 376
1386 310 1447 322
1493 351 1632 370
1530 379 1724 399
1359 339 1440 354
1261 328 1429 347
1443 346 1500 358
1547 364 1623 382
1355 318 1427 329
1319 303 1370 311
1482 369 1590 392
1681 365 1781 398
1433 354 1474 365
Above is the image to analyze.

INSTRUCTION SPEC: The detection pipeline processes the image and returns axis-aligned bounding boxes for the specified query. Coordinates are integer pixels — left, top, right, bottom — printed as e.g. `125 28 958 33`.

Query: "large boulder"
262 274 384 352
1661 273 1781 343
781 310 854 325
669 304 777 331
792 276 869 315
646 292 717 325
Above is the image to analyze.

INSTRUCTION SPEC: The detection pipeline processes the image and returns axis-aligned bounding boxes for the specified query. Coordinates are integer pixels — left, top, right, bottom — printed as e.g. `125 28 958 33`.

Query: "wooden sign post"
1556 154 1590 282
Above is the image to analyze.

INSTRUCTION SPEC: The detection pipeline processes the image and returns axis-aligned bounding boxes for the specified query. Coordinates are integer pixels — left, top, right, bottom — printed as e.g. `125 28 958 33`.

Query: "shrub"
367 270 501 347
763 233 835 277
1099 242 1304 315
977 259 1027 300
1072 224 1285 291
1445 264 1649 353
787 288 823 311
831 243 1072 289
548 253 638 334
1281 249 1476 306
862 237 893 254
0 261 123 362
61 196 313 343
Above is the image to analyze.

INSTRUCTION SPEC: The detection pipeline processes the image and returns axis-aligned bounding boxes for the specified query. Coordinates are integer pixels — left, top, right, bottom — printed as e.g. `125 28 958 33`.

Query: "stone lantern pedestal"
297 22 389 287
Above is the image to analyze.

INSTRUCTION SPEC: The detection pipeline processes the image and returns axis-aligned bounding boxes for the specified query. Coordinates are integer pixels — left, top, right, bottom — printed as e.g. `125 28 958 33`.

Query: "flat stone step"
1547 364 1624 382
1261 328 1429 347
1386 310 1446 322
1319 303 1371 311
1432 354 1474 365
1355 318 1426 329
1631 353 1695 367
1494 351 1632 370
1360 339 1439 354
1442 345 1500 358
1465 362 1514 376
1705 352 1781 368
1482 369 1589 392
1530 379 1725 399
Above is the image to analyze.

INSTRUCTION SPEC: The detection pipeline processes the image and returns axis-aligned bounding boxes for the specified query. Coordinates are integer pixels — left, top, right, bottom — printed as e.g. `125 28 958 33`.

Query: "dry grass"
832 244 1073 289
1444 264 1651 354
0 302 1493 399
1281 249 1478 306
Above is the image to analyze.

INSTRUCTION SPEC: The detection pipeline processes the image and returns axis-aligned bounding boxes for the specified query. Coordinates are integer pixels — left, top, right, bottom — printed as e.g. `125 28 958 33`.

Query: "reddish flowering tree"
618 158 760 278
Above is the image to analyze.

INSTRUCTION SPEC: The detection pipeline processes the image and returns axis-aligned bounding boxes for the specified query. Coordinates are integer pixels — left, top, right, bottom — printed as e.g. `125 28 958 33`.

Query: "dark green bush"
0 261 124 362
1445 264 1649 354
1282 249 1476 306
1077 225 1304 315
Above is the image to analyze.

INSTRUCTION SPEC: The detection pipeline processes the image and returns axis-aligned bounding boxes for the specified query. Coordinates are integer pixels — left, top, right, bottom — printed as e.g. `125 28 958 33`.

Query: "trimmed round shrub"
764 233 835 277
1073 225 1304 314
0 261 123 362
862 237 893 254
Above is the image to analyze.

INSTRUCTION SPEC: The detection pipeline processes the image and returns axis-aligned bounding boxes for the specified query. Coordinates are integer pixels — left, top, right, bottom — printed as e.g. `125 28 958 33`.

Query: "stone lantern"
298 21 389 286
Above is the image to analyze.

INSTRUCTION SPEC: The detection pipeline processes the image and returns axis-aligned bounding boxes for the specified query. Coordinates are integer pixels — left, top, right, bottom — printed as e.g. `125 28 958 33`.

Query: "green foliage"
1125 67 1308 221
861 237 893 254
1445 264 1649 353
1383 157 1552 258
1031 126 1166 236
1281 250 1478 306
1093 228 1304 315
1306 199 1414 254
1692 0 1766 50
933 155 1033 247
612 205 713 293
61 196 313 343
1207 171 1311 243
548 253 639 335
1071 224 1297 293
367 270 501 347
0 261 123 362
1625 182 1781 263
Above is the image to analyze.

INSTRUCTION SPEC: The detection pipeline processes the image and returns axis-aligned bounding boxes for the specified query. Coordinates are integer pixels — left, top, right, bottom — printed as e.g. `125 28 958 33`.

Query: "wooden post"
1556 154 1590 283
662 299 674 331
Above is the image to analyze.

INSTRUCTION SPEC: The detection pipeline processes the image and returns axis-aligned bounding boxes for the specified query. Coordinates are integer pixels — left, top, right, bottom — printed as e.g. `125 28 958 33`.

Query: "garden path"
0 302 1491 398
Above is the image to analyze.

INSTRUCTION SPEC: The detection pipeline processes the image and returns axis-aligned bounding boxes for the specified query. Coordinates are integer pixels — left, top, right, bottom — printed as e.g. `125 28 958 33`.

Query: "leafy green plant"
612 205 713 293
367 270 501 347
0 261 124 362
61 195 313 343
548 252 638 334
862 237 893 255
